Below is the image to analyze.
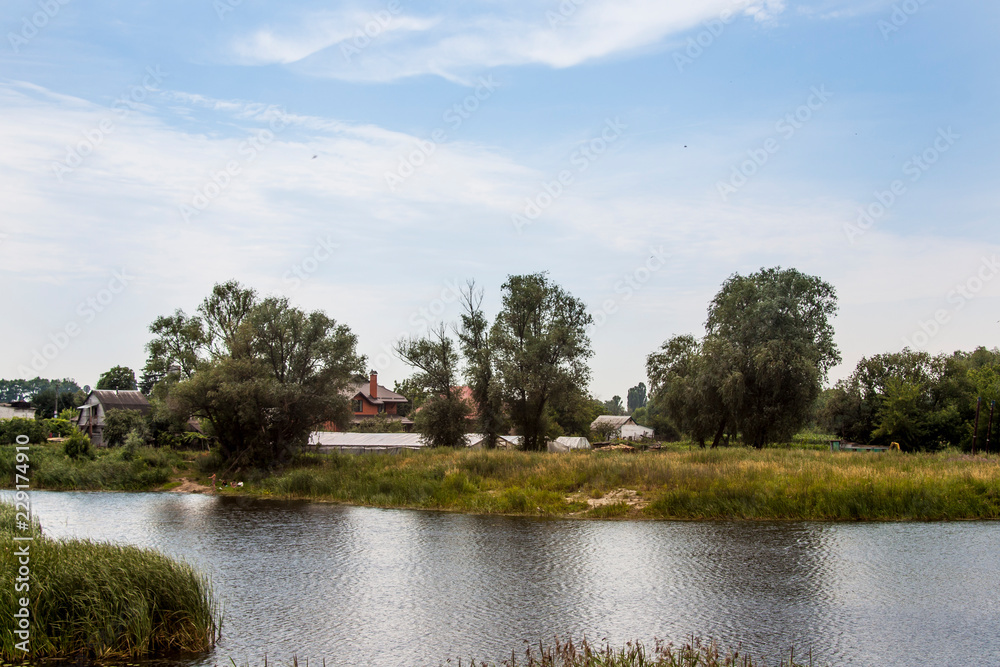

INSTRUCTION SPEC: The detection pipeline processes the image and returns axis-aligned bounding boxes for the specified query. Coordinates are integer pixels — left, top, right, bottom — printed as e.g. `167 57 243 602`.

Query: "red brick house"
323 371 412 431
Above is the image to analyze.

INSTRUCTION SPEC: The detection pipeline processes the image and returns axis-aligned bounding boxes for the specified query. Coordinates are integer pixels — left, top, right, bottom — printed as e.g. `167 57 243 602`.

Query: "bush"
43 418 76 437
0 417 48 444
63 430 93 459
103 408 151 447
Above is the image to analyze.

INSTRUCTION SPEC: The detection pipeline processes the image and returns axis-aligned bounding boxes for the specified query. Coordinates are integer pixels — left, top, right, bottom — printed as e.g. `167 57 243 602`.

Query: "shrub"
62 430 93 459
0 417 48 444
103 409 150 447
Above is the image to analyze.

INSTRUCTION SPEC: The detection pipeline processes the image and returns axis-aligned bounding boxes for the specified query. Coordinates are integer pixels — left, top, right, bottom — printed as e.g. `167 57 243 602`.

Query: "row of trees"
817 347 1000 451
395 273 595 450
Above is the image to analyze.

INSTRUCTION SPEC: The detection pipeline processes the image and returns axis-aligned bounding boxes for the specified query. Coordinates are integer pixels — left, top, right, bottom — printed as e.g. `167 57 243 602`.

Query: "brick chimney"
369 370 378 399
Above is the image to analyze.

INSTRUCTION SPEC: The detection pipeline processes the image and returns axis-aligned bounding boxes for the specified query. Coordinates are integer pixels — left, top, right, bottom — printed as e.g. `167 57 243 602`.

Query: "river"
19 491 1000 666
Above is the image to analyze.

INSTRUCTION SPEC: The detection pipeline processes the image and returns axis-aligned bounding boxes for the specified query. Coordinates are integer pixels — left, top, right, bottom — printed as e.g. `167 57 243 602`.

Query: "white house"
590 415 654 441
0 401 35 420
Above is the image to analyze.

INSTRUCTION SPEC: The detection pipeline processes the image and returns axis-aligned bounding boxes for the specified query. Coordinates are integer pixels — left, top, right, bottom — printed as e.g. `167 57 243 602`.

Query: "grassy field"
240 445 1000 521
0 501 219 661
4 438 1000 521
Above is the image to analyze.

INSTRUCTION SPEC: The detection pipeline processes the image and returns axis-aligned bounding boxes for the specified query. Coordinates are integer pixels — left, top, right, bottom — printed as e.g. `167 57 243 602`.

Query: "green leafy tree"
648 268 840 448
392 378 428 417
491 273 593 451
704 267 840 448
603 395 625 416
457 281 505 448
0 418 49 444
30 381 85 419
147 280 364 466
395 325 470 447
95 366 138 391
626 383 647 413
647 334 730 446
62 429 93 459
102 409 151 447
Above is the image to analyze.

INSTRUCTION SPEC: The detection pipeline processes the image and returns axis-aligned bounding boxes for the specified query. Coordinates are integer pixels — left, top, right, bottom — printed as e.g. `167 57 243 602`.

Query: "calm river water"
19 491 1000 666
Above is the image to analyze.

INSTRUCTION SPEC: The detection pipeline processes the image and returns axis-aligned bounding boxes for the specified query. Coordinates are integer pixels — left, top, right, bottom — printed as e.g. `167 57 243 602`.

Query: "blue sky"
2 0 998 400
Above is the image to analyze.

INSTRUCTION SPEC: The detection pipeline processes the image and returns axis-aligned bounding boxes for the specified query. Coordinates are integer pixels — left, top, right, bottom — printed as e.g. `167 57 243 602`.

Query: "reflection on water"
17 491 1000 667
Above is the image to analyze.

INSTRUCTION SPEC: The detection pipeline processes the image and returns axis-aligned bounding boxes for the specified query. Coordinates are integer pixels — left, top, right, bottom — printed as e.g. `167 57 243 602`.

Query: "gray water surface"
20 491 1000 666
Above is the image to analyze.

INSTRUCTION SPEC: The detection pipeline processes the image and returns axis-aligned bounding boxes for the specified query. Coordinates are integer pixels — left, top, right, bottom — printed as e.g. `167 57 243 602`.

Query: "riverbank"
242 446 1000 521
5 443 1000 520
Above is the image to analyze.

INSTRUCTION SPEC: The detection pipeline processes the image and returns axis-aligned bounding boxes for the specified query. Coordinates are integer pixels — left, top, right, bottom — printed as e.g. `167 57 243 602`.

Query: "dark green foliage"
392 378 428 417
395 325 470 447
819 346 1000 451
492 273 593 451
0 417 49 444
603 395 625 415
626 382 647 412
0 442 178 490
145 280 364 467
0 377 80 403
30 382 85 419
102 408 151 447
648 267 840 448
352 413 406 433
62 429 93 459
0 502 219 660
95 365 138 390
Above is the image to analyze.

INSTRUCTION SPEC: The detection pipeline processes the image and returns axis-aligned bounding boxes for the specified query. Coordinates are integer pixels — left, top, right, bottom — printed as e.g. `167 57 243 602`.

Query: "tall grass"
245 447 1000 521
0 502 220 660
468 636 811 667
0 443 178 491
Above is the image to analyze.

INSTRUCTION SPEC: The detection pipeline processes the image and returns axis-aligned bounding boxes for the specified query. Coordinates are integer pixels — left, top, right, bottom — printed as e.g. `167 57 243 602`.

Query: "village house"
591 415 654 440
76 389 151 447
0 401 35 420
323 371 412 431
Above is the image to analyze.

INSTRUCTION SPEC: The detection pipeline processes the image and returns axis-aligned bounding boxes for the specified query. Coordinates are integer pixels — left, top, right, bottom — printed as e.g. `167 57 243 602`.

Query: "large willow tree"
144 281 364 466
648 267 840 448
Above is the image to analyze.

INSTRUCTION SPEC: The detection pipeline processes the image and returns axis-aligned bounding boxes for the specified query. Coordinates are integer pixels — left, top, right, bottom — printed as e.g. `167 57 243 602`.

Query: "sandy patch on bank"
566 488 649 510
169 478 212 493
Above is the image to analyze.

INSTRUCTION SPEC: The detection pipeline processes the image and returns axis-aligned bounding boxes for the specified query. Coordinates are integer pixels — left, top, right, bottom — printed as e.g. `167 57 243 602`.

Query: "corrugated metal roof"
591 415 633 428
89 390 151 413
309 432 519 449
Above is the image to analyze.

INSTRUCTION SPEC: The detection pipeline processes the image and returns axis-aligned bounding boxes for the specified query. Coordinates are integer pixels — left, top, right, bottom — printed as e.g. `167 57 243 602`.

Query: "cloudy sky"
2 0 997 399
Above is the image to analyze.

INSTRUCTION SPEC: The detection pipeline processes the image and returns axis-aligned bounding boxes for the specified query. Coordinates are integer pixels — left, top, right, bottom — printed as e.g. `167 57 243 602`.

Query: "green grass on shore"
0 442 181 491
0 502 220 661
241 446 1000 521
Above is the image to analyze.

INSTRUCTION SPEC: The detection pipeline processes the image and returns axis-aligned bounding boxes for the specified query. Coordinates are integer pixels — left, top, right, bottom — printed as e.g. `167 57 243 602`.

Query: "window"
351 399 362 413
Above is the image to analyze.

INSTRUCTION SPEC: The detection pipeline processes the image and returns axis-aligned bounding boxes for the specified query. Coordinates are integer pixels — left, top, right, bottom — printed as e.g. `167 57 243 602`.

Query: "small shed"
590 415 654 440
547 436 591 453
76 390 151 447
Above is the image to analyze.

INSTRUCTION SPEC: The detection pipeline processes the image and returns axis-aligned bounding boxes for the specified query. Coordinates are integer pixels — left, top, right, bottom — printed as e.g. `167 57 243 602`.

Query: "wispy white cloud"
224 0 790 83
